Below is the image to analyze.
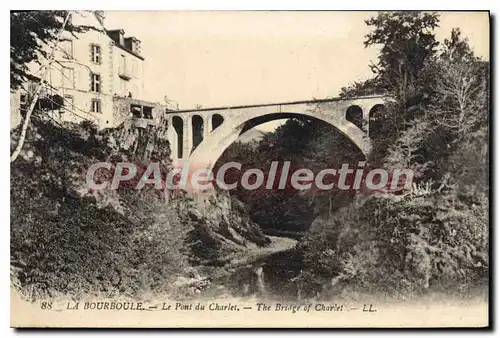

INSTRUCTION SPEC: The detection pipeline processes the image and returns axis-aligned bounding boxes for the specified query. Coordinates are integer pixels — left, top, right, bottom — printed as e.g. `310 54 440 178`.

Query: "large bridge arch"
198 111 369 169
189 112 368 170
166 96 386 169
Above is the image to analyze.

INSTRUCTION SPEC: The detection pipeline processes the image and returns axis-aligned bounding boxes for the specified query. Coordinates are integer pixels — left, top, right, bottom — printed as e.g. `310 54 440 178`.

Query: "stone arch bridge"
162 95 386 169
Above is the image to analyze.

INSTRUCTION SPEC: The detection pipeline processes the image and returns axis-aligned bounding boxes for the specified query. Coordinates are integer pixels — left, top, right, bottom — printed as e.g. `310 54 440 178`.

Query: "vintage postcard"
10 10 490 328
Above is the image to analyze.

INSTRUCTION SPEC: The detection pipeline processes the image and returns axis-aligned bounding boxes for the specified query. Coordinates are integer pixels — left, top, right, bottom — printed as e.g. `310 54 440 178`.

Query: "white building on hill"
12 11 163 130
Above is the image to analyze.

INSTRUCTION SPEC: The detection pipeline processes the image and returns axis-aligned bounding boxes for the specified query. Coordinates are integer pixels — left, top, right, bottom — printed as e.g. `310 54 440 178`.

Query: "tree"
338 12 442 163
384 118 432 174
420 29 489 185
339 77 386 98
364 11 440 104
10 11 98 163
430 29 488 138
10 11 93 90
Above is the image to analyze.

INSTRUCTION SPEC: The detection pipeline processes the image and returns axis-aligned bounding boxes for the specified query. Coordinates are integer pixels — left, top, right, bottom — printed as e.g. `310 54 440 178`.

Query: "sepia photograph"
9 9 490 328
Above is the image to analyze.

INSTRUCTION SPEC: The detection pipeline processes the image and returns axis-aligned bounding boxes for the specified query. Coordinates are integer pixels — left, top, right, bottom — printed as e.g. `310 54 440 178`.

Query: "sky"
102 11 489 111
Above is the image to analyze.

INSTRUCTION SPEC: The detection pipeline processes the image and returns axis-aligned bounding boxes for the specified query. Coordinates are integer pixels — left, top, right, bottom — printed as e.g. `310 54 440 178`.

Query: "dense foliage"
301 13 489 298
10 11 95 90
218 11 489 299
10 118 268 300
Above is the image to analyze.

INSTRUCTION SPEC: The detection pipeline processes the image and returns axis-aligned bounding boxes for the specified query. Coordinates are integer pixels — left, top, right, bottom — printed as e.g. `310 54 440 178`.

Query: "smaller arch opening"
212 114 224 131
345 105 363 130
172 116 184 159
191 115 204 152
368 104 385 138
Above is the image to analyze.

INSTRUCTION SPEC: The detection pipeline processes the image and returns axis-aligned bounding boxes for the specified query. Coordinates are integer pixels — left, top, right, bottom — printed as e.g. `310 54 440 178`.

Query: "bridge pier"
183 115 193 160
203 115 211 140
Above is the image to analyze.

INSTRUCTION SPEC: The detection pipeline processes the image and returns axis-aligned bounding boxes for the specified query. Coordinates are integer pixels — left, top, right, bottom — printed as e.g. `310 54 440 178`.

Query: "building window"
62 67 74 88
91 44 101 64
60 39 73 59
91 99 101 113
91 73 101 92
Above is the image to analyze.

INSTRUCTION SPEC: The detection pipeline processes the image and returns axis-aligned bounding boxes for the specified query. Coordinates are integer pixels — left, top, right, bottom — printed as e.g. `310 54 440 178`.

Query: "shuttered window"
91 73 101 93
91 99 101 113
91 44 101 64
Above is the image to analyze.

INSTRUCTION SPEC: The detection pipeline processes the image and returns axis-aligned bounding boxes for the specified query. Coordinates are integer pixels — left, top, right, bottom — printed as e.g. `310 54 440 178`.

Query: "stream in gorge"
201 236 311 300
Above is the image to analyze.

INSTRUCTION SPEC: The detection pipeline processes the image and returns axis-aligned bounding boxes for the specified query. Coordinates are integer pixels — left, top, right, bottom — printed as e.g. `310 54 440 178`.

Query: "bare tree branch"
11 12 72 163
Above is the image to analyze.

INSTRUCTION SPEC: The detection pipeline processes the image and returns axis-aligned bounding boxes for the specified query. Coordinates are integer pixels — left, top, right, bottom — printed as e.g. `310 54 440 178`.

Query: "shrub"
299 188 488 300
